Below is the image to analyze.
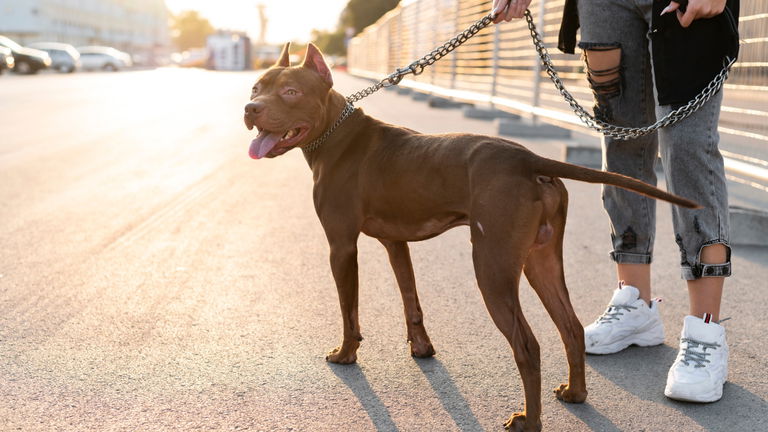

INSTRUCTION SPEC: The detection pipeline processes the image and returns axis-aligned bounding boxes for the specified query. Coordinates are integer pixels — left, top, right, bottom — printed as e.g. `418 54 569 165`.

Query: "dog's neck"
302 90 358 169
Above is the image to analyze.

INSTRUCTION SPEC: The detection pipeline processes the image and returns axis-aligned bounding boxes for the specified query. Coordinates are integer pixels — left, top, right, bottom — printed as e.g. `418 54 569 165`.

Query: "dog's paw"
503 413 541 432
409 340 436 358
554 383 588 403
325 346 357 364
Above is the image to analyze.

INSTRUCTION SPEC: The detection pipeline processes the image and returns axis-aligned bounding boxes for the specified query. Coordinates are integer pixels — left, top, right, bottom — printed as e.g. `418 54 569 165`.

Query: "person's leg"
578 0 659 293
656 87 730 308
578 0 665 355
688 244 726 321
657 85 731 402
617 263 651 304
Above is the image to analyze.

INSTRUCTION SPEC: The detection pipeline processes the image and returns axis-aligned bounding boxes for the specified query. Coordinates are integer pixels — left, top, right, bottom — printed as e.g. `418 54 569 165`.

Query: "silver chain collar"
301 102 356 154
343 9 734 141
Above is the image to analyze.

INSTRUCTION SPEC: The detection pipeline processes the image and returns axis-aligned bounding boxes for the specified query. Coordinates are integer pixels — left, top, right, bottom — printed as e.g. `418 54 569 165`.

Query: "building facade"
0 0 170 64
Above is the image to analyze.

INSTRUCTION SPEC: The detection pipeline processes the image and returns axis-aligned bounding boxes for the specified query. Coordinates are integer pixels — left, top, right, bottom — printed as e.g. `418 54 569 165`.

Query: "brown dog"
244 43 698 431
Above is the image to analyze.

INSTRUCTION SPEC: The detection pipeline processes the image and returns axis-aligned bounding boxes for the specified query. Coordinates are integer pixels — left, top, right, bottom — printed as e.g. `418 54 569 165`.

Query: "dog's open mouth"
249 126 309 159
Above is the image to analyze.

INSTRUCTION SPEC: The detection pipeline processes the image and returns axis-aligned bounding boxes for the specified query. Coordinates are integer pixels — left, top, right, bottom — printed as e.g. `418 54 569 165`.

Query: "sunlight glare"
164 0 350 44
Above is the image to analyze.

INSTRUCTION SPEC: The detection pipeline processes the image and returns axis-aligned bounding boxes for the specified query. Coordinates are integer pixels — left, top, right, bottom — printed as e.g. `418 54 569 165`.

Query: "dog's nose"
244 101 265 116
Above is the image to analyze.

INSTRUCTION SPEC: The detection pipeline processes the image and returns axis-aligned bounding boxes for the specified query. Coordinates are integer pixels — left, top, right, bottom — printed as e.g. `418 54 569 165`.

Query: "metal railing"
347 0 768 190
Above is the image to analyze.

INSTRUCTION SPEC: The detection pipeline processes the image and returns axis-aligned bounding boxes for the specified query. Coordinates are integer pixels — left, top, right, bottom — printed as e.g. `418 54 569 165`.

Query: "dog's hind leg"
471 220 543 432
379 239 435 358
523 190 588 403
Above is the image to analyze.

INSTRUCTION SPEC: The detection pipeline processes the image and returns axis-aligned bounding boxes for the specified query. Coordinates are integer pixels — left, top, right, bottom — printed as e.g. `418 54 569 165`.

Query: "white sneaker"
665 314 729 403
584 284 665 354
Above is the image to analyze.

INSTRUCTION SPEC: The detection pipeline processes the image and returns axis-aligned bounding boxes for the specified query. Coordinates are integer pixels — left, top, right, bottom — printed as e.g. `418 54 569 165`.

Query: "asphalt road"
1 69 767 431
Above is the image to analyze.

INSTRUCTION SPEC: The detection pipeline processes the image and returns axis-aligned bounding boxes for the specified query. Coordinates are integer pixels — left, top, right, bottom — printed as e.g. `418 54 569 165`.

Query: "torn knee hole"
584 46 622 97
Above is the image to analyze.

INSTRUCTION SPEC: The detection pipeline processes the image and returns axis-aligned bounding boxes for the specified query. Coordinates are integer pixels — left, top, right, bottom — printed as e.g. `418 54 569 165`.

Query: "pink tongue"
249 130 282 159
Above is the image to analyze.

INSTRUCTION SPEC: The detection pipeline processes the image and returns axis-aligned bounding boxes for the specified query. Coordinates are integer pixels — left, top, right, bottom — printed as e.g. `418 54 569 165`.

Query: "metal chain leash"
345 13 497 105
305 12 496 154
521 9 735 139
344 9 735 141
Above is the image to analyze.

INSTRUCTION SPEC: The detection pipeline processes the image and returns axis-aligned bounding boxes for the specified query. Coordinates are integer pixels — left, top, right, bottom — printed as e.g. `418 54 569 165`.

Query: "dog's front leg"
325 241 362 364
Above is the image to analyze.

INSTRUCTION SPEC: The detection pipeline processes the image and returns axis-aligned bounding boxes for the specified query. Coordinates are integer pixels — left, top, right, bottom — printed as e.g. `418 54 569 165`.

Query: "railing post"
431 0 438 86
490 23 500 106
450 0 460 90
531 0 546 124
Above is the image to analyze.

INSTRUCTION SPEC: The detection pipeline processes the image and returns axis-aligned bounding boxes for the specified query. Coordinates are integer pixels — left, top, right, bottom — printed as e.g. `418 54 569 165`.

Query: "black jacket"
558 0 740 106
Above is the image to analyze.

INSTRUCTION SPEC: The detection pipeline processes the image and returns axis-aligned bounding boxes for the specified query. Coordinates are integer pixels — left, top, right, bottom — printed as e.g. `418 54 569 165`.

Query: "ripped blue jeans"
578 0 731 280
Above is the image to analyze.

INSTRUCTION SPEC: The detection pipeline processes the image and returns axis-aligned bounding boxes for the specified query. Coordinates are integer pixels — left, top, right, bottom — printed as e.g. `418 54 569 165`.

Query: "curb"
463 107 521 121
729 206 768 247
563 144 601 168
497 118 571 139
428 96 471 109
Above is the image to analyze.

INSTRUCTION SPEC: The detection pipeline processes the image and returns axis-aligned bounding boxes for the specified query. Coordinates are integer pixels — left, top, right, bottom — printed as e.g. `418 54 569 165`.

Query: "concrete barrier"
497 118 571 139
428 96 470 109
463 106 521 121
729 206 768 246
563 143 601 168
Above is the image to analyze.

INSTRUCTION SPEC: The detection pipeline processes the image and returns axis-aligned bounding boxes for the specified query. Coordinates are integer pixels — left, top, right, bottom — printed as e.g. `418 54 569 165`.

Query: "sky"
165 0 350 44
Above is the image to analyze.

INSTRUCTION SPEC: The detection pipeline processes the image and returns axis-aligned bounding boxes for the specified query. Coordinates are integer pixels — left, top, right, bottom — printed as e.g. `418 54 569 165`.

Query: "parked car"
27 42 80 73
172 48 208 68
77 46 132 71
0 35 51 74
0 46 14 74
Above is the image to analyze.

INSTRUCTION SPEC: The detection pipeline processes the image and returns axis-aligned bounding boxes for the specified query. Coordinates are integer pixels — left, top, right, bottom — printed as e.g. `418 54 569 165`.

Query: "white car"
28 42 81 73
77 46 132 71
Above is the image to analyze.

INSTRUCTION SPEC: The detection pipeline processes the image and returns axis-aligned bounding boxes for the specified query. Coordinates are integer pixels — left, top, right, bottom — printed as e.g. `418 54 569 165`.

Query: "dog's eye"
284 89 298 96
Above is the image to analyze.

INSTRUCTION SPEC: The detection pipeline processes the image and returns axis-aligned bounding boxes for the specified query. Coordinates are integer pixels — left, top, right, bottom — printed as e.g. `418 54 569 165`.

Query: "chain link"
346 13 496 105
301 103 356 154
345 9 735 141
521 9 734 140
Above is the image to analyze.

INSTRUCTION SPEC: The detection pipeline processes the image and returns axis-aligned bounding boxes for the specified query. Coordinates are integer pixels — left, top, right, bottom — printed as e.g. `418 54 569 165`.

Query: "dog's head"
244 43 335 159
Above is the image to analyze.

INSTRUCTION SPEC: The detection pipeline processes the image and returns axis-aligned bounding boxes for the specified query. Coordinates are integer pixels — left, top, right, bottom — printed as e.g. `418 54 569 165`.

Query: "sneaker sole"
664 382 725 403
586 326 665 355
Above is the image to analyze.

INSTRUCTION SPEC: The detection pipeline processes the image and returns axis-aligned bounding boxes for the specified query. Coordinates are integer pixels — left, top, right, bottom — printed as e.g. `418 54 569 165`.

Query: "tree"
311 0 399 55
341 0 400 35
311 29 346 56
171 10 215 51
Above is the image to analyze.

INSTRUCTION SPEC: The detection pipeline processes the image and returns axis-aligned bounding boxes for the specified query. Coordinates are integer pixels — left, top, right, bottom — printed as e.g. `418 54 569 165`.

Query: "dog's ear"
302 43 333 87
275 42 291 67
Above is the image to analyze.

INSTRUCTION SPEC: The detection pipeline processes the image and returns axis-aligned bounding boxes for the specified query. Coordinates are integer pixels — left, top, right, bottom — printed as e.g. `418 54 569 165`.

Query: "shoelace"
596 304 637 324
680 338 721 368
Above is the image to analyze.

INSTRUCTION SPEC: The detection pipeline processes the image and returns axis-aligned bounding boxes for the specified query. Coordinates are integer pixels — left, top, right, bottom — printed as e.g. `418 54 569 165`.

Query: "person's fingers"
492 0 509 23
677 8 695 27
492 0 506 14
491 0 532 22
504 0 515 21
510 0 526 18
660 2 680 15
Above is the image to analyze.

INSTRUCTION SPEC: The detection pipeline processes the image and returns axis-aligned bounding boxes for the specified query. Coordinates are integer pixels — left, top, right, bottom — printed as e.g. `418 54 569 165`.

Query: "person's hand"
661 0 726 28
492 0 532 23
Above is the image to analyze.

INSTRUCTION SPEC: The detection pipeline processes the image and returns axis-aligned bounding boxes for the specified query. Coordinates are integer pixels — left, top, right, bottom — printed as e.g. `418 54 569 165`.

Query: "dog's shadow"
327 362 399 431
576 344 768 432
328 357 483 432
414 357 485 431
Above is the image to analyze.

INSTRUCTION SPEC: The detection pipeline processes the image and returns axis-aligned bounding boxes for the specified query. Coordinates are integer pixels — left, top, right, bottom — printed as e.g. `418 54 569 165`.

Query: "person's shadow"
575 344 768 432
328 357 483 431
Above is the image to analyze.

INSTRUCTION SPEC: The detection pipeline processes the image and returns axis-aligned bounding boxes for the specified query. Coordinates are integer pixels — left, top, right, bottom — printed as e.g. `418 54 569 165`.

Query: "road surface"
1 68 767 431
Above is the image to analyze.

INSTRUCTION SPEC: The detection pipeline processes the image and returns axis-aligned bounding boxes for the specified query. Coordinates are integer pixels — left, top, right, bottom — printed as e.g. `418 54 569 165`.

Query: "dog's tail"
533 157 700 209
